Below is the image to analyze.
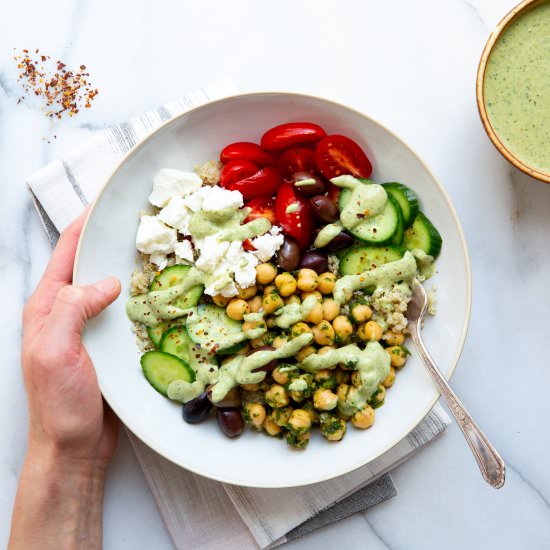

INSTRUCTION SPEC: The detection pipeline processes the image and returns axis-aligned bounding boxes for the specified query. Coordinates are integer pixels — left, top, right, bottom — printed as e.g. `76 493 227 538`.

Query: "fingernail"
95 277 120 294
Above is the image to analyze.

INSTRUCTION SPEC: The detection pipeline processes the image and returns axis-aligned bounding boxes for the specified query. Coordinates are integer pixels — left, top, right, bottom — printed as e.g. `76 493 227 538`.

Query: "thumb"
48 278 121 337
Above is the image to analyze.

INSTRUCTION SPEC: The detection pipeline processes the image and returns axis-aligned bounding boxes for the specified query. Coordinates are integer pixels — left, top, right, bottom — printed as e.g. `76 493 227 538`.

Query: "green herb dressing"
314 222 343 248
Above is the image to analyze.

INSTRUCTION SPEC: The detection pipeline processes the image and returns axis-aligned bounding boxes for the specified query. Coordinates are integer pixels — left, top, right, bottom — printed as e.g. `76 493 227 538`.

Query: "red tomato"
275 182 314 250
226 167 283 200
220 159 258 187
315 135 372 179
278 147 318 179
244 197 276 224
243 239 256 251
261 122 327 152
220 142 277 167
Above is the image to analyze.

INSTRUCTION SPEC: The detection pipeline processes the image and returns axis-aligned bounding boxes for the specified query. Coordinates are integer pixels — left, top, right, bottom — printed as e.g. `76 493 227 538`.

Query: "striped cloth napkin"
26 78 451 549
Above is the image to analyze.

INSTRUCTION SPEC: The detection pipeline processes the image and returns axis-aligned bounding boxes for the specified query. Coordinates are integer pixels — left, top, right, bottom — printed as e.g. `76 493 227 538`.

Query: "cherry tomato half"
226 166 283 201
274 182 314 250
315 135 372 179
244 197 276 224
220 142 277 167
261 122 327 152
220 159 259 187
278 147 318 179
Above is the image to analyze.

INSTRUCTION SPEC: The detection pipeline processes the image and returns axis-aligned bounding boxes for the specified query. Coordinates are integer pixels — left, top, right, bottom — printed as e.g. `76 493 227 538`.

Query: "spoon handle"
410 325 505 489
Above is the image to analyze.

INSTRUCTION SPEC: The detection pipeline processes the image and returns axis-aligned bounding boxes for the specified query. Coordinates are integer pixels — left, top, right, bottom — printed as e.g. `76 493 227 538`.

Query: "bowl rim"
74 91 472 487
476 0 550 184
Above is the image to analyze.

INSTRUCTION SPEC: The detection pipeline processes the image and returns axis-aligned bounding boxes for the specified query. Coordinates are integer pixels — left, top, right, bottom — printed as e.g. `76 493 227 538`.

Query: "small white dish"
74 92 471 488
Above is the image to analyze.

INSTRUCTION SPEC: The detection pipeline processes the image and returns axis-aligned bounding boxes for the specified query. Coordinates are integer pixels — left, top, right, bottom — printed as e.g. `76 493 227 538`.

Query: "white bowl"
74 92 471 488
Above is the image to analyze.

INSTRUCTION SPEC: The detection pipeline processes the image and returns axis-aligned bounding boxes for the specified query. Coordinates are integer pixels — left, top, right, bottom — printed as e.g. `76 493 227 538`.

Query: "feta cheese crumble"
251 226 284 262
136 215 177 255
149 169 202 207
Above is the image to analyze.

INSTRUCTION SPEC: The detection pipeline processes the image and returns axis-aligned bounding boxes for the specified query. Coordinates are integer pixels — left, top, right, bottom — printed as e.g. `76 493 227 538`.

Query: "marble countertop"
2 0 550 548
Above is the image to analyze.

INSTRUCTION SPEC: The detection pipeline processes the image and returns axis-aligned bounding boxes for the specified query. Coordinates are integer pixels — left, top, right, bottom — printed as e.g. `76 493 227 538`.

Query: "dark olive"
182 392 212 424
324 231 355 252
299 250 329 274
309 195 339 223
276 236 300 271
247 345 278 373
216 408 244 438
292 171 326 197
206 385 242 409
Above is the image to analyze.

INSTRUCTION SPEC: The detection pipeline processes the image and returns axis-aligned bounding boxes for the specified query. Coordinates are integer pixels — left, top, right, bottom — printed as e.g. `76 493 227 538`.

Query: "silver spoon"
407 281 505 489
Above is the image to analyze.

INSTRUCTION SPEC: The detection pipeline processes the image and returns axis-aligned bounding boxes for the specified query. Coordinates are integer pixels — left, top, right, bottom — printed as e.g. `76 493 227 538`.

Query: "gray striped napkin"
26 78 451 549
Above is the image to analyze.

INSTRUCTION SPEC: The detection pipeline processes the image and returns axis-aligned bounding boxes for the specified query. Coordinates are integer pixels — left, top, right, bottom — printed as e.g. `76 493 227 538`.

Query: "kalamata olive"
206 385 242 409
299 250 329 274
324 231 355 252
309 195 339 223
182 392 212 424
276 236 300 271
247 345 278 373
216 408 244 438
292 171 326 197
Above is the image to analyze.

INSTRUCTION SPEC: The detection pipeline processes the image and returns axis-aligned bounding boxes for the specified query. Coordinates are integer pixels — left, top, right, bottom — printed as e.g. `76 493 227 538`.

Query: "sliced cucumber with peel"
383 182 419 227
150 265 203 310
339 245 405 275
403 212 442 258
147 321 175 348
140 351 195 396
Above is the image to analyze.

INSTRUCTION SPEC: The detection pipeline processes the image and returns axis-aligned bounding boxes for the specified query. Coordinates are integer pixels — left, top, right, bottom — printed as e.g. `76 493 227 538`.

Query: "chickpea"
370 385 386 407
317 272 336 294
301 290 322 302
291 322 312 338
243 403 266 430
266 316 277 328
383 367 396 388
263 416 282 436
271 406 293 427
274 272 297 297
332 315 353 343
351 371 362 387
265 384 290 408
247 295 263 313
256 263 277 285
237 285 257 300
301 401 319 424
314 368 335 384
263 284 277 295
212 294 230 307
358 320 383 341
350 303 372 323
386 346 408 368
241 383 260 391
297 268 318 292
287 409 312 434
262 292 284 314
318 346 335 355
286 430 311 449
250 336 267 348
312 320 335 346
351 405 375 429
242 320 266 335
288 374 312 402
320 413 347 442
296 345 316 362
226 298 249 321
272 365 296 385
313 388 338 411
383 331 405 346
272 335 289 349
334 369 350 385
322 298 340 321
305 303 324 324
284 295 301 306
337 383 352 404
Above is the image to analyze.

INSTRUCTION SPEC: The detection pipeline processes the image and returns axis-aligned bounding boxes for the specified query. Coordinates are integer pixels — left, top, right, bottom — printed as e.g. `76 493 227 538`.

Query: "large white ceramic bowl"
74 92 471 488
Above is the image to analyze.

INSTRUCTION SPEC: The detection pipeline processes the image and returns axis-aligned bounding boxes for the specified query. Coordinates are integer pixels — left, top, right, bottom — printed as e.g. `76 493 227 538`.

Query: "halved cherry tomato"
315 135 372 179
220 159 258 187
220 142 277 167
243 239 256 251
244 197 276 224
226 167 283 200
274 182 314 250
278 147 318 179
261 122 327 152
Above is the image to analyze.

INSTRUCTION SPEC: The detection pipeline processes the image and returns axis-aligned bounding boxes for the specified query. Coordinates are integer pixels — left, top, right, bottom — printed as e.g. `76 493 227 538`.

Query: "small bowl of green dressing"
477 0 550 183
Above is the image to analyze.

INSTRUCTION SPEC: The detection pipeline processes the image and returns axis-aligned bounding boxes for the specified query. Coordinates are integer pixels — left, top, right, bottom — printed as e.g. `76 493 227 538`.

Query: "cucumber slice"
186 304 244 353
403 212 442 258
216 341 246 356
339 245 405 275
147 321 175 348
160 326 194 362
337 178 374 211
389 195 405 246
140 351 195 396
150 265 203 310
383 183 419 227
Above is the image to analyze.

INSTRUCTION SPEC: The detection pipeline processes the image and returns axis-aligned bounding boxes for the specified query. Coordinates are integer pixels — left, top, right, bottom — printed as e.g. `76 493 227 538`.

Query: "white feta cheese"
149 169 202 207
136 215 177 255
157 196 191 234
174 240 194 264
194 236 230 273
149 252 168 270
226 241 258 289
183 185 243 212
251 225 284 262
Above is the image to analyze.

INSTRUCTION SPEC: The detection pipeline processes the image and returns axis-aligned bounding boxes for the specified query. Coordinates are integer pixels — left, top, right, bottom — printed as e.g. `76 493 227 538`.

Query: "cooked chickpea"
274 272 297 297
313 388 338 411
301 290 322 302
358 320 383 341
334 369 350 385
237 285 257 300
263 284 277 295
287 409 312 433
266 316 277 328
314 369 334 384
270 406 293 427
256 263 277 285
284 295 301 306
336 383 352 404
242 320 266 335
332 315 353 343
243 403 266 429
312 320 335 346
272 365 295 385
351 303 372 323
247 295 263 313
263 416 282 436
305 303 324 324
212 294 230 307
387 346 407 368
383 331 405 346
250 336 266 348
320 414 347 441
317 272 336 294
322 298 340 321
297 268 318 291
351 371 362 387
241 383 260 391
351 405 375 429
296 345 316 361
301 401 319 424
287 430 311 449
317 346 335 355
272 335 289 349
291 322 312 338
226 298 249 321
383 367 396 388
370 385 386 406
265 384 290 408
262 292 284 314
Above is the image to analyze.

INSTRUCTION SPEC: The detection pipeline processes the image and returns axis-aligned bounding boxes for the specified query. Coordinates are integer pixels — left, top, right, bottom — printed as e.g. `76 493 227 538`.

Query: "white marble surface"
1 0 550 548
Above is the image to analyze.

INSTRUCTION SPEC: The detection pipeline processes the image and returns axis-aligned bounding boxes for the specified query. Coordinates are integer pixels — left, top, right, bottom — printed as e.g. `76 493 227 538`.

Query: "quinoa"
132 322 154 352
327 254 340 275
427 286 437 316
130 254 158 295
195 160 222 185
369 283 412 334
